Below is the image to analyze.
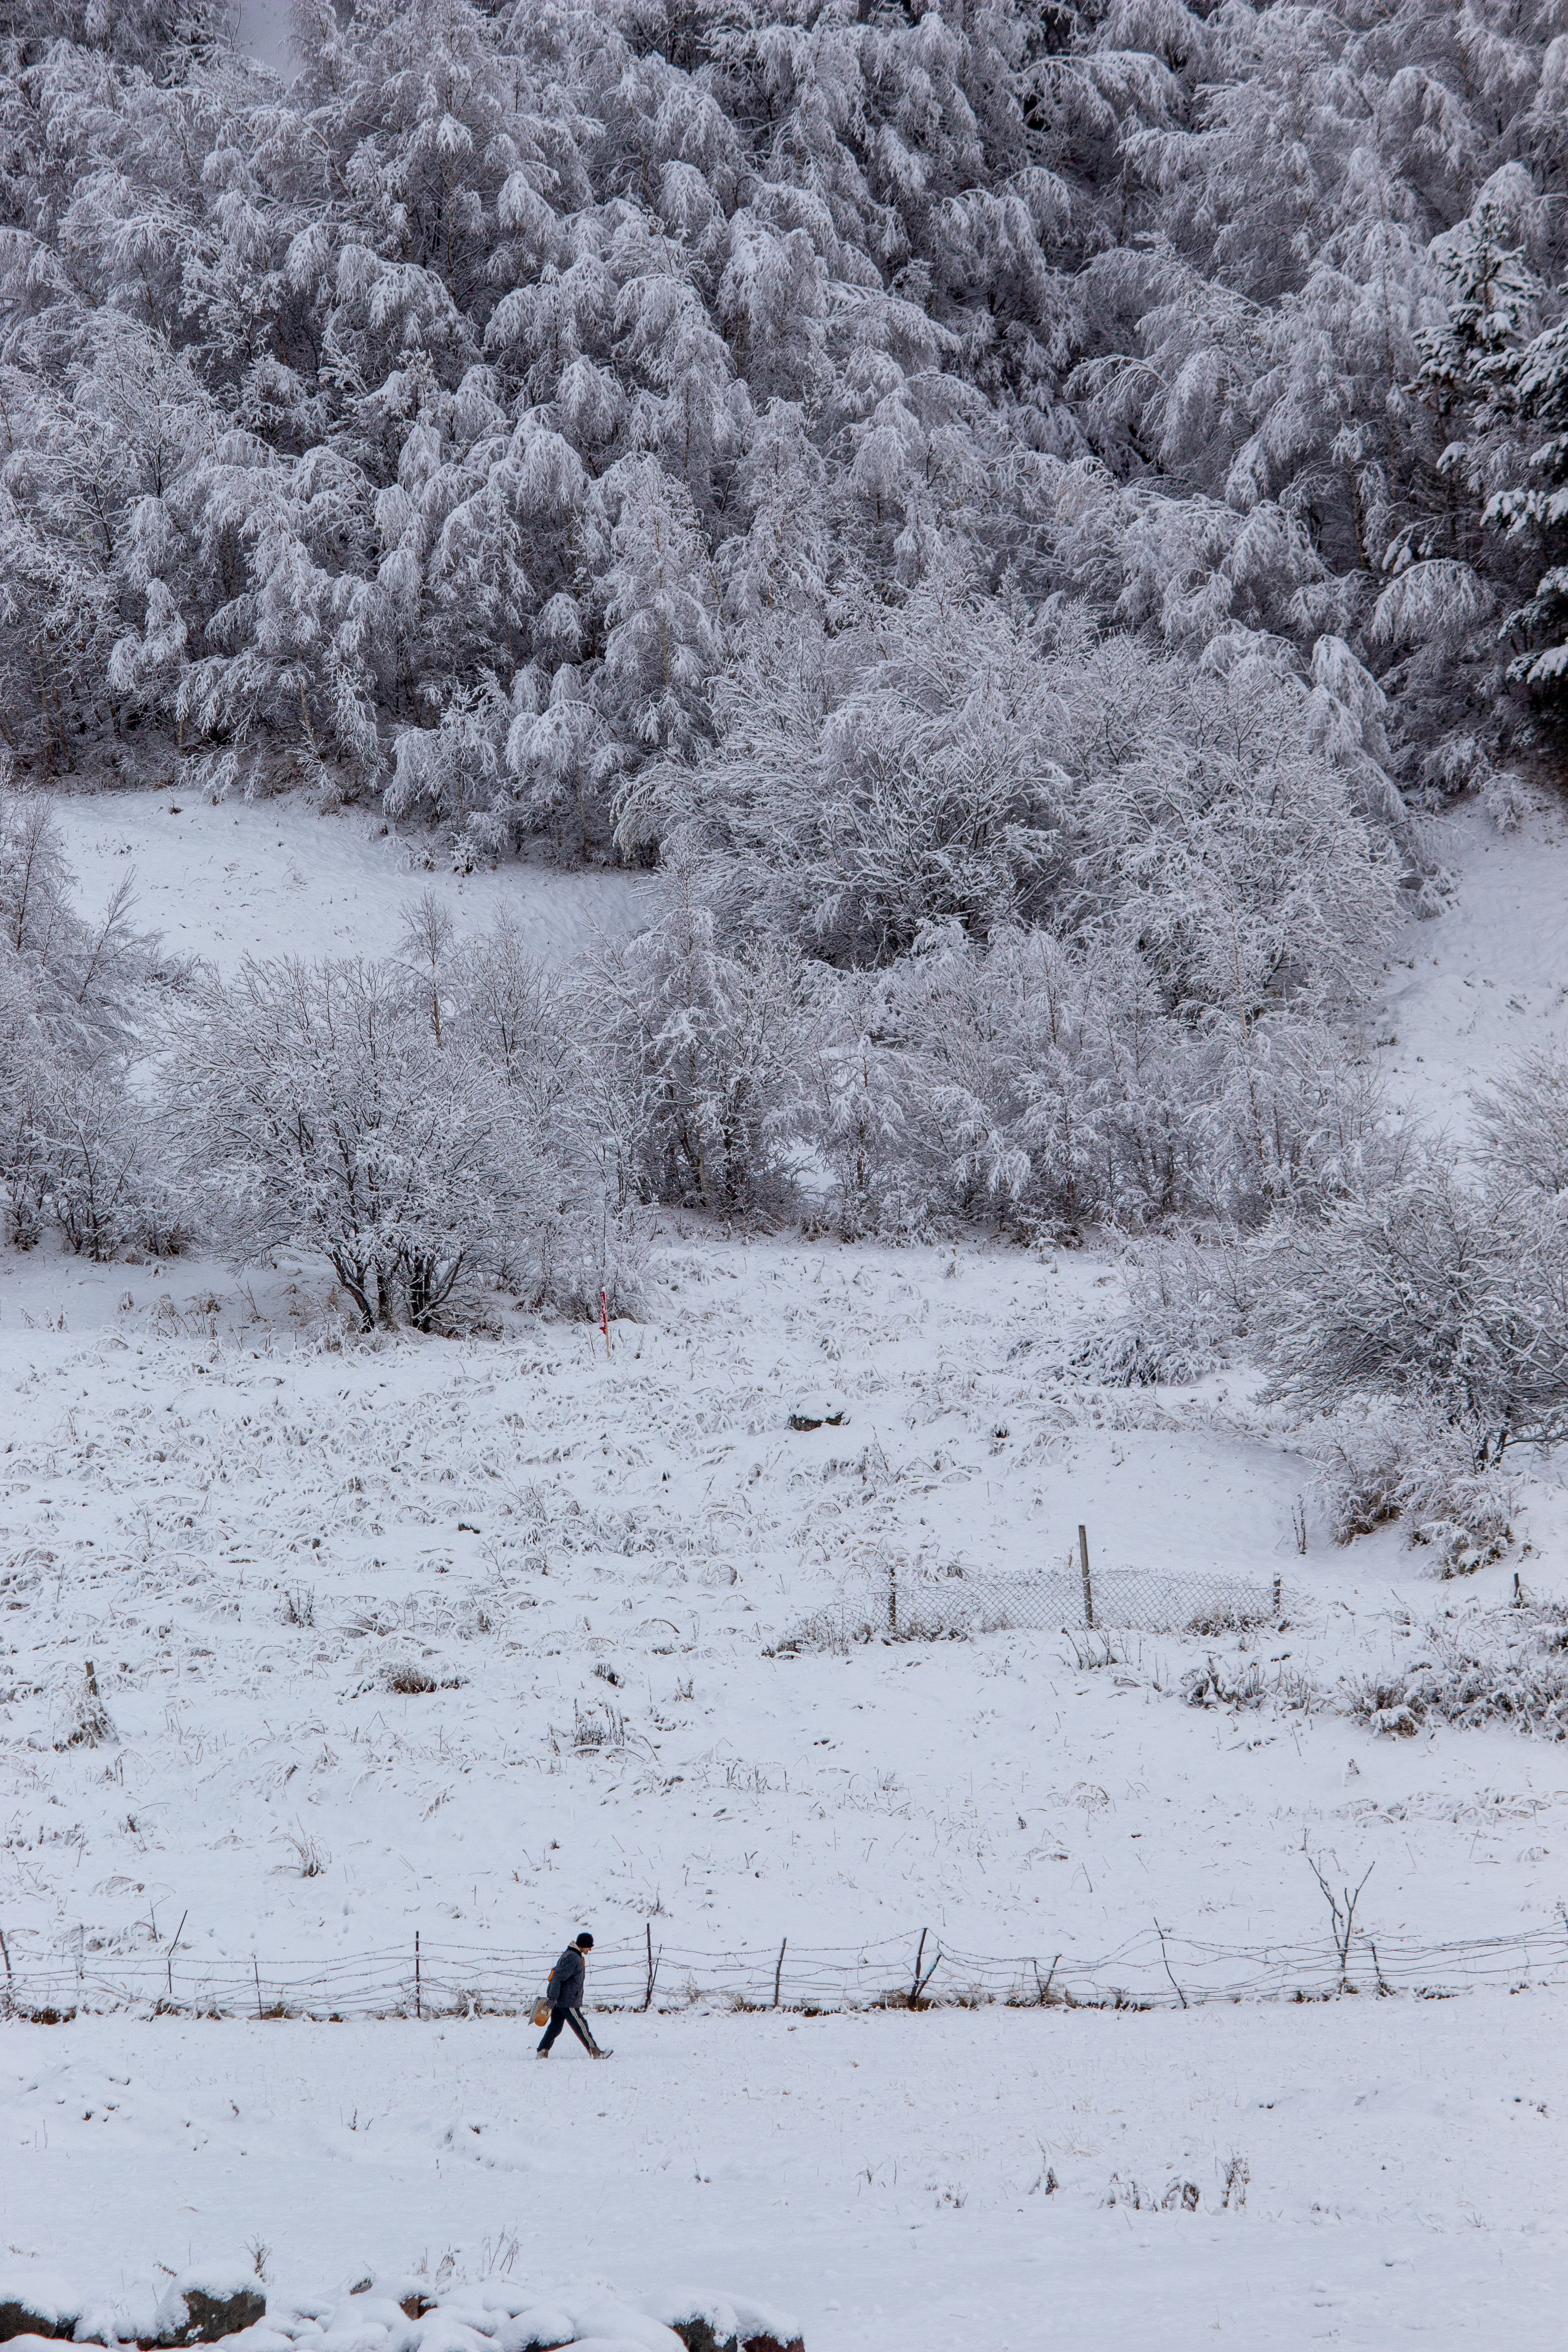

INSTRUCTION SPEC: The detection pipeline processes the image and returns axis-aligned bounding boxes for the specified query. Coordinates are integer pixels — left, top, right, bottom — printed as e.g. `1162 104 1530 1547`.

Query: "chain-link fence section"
944 1565 1288 1636
769 1559 1289 1653
2 1919 1563 2022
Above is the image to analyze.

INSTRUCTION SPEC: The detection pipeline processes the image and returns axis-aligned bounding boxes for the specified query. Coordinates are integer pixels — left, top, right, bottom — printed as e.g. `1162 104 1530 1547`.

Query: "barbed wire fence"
3 1916 1565 2024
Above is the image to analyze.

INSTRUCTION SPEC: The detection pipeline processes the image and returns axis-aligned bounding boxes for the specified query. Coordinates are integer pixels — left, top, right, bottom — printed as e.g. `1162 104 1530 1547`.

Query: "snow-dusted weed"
1347 1602 1568 1739
54 1661 117 1751
283 1828 330 1878
1181 1657 1268 1711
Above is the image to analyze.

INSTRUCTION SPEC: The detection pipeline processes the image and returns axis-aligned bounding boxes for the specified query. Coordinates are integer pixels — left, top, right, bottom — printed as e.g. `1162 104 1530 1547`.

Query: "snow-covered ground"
5 793 1568 2347
6 1999 1568 2352
1373 797 1568 1136
233 0 298 79
4 1230 1567 1987
50 790 651 977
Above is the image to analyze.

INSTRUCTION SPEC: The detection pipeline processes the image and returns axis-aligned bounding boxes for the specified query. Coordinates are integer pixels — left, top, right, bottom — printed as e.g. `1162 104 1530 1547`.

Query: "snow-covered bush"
159 937 647 1327
520 1198 650 1324
1313 1406 1515 1574
783 926 1401 1243
1259 1162 1568 1466
163 958 559 1329
613 588 1411 1239
1314 1414 1410 1544
1473 1049 1568 1199
1181 1657 1266 1709
0 786 165 1256
630 595 1402 1016
44 1068 157 1262
1073 1230 1260 1385
53 1660 116 1751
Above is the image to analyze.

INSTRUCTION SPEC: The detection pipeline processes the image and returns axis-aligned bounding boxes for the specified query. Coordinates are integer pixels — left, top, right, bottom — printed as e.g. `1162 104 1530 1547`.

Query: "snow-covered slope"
50 790 651 978
1 1233 1564 1992
1373 798 1568 1137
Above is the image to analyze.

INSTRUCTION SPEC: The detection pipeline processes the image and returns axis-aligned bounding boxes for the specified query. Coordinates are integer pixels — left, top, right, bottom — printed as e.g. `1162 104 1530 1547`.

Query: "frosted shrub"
1079 1230 1260 1385
1313 1406 1514 1573
1260 1163 1568 1466
592 866 818 1217
285 1829 331 1876
1402 1451 1515 1578
632 594 1400 1019
1316 1415 1410 1544
0 1036 54 1250
624 590 1406 1237
521 1200 649 1322
45 1068 153 1263
868 923 1203 1230
1201 1019 1410 1227
1474 1050 1568 1199
55 1661 116 1750
1181 1657 1266 1709
0 789 160 1259
383 1661 437 1696
164 958 569 1330
450 916 578 1119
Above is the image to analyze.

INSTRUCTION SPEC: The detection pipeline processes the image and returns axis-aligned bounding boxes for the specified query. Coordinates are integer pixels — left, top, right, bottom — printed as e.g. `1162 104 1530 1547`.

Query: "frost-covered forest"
4 0 1567 812
6 0 1568 1528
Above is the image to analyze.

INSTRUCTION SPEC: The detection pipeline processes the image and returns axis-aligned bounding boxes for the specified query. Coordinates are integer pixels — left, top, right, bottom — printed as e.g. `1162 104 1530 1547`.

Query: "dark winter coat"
547 1944 586 2009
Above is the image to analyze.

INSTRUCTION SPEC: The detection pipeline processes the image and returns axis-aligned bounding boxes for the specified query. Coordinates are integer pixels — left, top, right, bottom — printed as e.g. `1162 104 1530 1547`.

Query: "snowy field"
4 1228 1568 1984
50 791 651 977
6 2001 1567 2352
5 795 1568 2347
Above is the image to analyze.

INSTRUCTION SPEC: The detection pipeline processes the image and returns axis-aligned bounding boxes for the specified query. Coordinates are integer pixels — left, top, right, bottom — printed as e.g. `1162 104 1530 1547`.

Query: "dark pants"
538 2003 594 2054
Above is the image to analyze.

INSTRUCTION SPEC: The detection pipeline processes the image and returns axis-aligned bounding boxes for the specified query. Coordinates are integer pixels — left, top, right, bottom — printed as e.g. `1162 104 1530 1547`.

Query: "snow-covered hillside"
5 797 1568 2352
1372 797 1568 1139
2 1229 1566 1987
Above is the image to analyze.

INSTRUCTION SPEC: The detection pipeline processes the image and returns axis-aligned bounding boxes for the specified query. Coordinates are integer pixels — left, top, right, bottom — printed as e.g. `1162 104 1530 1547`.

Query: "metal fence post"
1078 1525 1094 1630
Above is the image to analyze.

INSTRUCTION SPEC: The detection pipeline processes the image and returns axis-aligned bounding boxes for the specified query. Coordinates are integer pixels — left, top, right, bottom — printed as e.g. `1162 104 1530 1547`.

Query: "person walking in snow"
537 1930 607 2057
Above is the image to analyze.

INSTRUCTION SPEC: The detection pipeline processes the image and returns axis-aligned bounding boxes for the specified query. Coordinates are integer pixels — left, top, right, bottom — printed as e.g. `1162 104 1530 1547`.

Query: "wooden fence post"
166 1910 187 2005
1078 1525 1094 1631
773 1937 787 2009
415 1929 421 2020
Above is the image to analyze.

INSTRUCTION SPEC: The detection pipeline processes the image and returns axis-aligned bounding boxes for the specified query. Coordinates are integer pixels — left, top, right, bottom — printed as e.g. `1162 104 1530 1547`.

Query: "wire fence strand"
4 1917 1564 2022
